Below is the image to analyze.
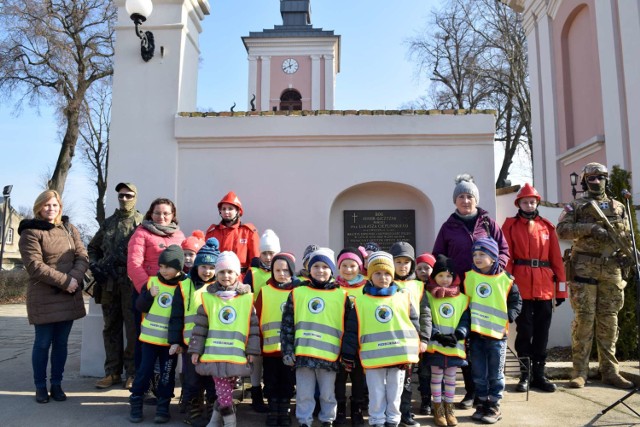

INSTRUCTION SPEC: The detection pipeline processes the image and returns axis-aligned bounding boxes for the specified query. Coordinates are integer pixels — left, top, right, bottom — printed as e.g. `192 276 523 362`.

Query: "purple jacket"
432 207 510 279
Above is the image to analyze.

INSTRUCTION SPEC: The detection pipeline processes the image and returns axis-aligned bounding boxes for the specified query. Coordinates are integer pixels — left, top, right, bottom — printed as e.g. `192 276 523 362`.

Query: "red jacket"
205 221 259 271
502 214 567 300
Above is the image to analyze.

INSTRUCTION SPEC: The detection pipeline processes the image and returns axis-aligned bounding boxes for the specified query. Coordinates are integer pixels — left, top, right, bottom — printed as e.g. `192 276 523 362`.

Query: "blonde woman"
18 190 89 403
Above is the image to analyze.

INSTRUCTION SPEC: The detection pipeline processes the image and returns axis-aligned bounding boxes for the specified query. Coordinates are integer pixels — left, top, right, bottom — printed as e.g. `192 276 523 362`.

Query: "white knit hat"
259 229 281 253
215 251 241 275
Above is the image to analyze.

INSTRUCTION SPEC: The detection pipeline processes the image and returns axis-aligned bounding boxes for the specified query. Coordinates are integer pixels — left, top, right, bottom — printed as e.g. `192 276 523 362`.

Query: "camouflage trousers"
569 261 625 378
101 280 137 377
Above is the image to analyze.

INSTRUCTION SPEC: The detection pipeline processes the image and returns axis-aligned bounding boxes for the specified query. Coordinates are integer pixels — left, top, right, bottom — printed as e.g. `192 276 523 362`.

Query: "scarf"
364 282 398 296
426 281 460 298
454 210 479 233
517 209 538 220
141 219 179 237
336 274 366 288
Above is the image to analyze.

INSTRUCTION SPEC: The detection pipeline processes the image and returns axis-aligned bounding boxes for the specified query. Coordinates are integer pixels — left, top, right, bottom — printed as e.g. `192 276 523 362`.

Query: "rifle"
588 200 640 263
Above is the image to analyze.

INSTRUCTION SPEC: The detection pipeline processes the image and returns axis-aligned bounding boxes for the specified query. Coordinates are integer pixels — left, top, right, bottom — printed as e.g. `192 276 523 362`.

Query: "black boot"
129 395 144 423
419 394 431 415
184 397 203 425
350 399 364 426
531 361 556 392
277 398 292 427
266 399 279 426
50 384 67 401
154 397 171 424
335 401 347 425
516 358 530 392
250 386 269 413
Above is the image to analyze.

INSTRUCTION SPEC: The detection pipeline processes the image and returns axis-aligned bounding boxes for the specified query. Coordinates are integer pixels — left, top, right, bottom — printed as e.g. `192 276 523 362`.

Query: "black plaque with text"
343 210 416 251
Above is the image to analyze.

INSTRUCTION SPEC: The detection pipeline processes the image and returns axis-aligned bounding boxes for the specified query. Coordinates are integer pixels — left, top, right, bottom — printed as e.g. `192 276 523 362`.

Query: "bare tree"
0 0 115 195
79 78 110 224
406 0 531 188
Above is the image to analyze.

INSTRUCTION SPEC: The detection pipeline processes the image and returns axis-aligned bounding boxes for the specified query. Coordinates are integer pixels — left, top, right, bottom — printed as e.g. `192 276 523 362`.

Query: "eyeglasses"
118 193 135 200
152 211 173 217
587 175 607 183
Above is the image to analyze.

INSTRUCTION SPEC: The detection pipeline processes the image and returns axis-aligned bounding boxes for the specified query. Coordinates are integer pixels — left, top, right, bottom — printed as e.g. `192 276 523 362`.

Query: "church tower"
242 0 340 111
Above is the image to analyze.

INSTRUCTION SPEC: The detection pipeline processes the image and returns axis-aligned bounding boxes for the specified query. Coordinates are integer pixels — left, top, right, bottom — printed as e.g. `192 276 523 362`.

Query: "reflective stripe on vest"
200 292 253 364
250 267 271 301
139 277 179 346
259 285 292 353
396 279 425 312
464 270 512 339
181 279 209 346
355 291 420 369
293 286 346 361
426 293 469 358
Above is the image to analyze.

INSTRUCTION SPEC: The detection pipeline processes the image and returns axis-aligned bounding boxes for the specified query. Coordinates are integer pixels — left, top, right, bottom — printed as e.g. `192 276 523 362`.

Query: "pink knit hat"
215 251 241 275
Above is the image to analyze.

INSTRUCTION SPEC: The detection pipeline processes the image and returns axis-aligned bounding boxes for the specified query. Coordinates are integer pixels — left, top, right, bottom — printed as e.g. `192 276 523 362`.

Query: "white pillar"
323 54 335 110
618 1 640 199
311 55 321 110
594 1 628 169
85 0 210 377
248 55 258 110
529 13 560 201
260 56 271 111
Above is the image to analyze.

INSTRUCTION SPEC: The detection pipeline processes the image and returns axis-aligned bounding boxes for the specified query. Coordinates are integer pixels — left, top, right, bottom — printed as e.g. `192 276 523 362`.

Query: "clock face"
282 58 299 74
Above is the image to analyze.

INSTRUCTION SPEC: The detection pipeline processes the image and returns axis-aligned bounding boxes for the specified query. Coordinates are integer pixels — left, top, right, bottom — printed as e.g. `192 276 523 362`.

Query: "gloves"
431 332 444 345
342 358 354 372
282 354 296 367
555 298 565 307
591 224 609 242
439 334 458 348
454 330 466 341
89 263 107 283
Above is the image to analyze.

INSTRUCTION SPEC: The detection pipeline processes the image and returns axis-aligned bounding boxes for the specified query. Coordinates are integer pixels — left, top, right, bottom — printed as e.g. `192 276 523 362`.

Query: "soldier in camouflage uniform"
556 163 634 389
88 183 143 389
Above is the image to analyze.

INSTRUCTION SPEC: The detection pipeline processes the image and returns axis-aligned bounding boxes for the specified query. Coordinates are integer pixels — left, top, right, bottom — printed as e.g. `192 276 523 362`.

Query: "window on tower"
280 89 302 111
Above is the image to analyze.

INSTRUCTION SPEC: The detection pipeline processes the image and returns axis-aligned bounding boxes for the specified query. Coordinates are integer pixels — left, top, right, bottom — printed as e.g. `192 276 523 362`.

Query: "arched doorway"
280 89 302 111
328 182 434 254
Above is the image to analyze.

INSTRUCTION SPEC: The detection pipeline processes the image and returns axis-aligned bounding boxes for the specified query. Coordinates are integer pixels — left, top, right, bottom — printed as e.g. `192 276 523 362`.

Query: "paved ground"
1 303 640 426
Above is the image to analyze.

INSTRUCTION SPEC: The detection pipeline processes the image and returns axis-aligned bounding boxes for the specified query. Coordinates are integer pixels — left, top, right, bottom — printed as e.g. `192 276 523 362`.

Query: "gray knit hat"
453 174 480 204
158 244 185 272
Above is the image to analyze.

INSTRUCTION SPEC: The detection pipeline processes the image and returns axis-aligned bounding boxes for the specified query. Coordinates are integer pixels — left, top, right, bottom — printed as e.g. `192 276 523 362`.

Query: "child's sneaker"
480 403 502 424
471 402 487 421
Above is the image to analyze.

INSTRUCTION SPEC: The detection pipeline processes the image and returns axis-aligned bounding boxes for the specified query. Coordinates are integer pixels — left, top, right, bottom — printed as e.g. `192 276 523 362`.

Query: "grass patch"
0 270 28 304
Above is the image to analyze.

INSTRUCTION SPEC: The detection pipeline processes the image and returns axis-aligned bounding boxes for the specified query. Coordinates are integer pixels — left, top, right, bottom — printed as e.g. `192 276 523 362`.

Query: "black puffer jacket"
280 278 352 372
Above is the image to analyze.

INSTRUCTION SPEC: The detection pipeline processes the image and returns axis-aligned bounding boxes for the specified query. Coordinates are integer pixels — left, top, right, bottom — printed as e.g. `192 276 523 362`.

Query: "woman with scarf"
127 198 185 376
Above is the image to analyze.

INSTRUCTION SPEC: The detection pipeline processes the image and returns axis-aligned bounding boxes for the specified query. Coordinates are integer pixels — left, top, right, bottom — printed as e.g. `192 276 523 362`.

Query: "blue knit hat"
194 238 220 267
472 237 499 262
308 247 336 275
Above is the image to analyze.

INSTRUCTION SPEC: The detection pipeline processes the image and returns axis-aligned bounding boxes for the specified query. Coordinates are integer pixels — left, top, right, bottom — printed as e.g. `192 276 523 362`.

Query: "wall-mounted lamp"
126 0 155 62
570 172 579 199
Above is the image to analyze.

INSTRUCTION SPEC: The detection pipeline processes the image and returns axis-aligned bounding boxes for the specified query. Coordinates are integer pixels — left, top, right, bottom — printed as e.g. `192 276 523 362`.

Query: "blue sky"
0 0 445 227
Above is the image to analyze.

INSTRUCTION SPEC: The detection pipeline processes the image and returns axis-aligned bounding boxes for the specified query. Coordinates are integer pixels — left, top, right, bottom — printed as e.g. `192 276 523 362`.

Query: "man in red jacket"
502 183 567 393
205 191 259 275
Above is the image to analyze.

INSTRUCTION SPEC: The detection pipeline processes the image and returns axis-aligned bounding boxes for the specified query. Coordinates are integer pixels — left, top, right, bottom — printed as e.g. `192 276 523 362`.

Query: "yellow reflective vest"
354 291 420 369
396 279 424 312
139 277 179 346
200 292 254 364
259 284 292 353
464 270 512 339
293 286 347 361
181 279 210 346
249 267 271 301
426 292 469 358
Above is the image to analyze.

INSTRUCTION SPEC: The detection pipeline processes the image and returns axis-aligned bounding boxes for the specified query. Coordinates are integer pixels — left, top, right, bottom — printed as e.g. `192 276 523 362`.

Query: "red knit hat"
416 253 436 268
181 230 205 253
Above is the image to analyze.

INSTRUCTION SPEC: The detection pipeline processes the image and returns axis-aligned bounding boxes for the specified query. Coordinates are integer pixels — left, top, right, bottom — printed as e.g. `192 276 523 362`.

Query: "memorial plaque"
343 210 416 251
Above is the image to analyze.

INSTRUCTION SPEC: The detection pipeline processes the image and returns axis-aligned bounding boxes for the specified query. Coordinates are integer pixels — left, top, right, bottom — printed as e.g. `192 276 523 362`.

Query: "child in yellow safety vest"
464 237 521 424
341 251 430 427
424 255 470 427
188 251 260 427
128 245 188 424
243 229 281 413
280 247 351 427
414 252 436 416
177 237 219 425
255 252 299 427
334 247 368 426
